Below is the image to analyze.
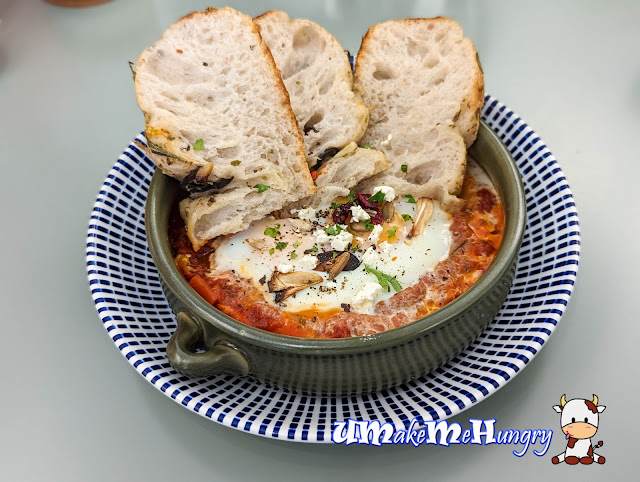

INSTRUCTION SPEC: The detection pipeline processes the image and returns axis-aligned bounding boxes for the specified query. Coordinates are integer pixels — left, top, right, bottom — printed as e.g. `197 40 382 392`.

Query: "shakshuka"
169 160 504 338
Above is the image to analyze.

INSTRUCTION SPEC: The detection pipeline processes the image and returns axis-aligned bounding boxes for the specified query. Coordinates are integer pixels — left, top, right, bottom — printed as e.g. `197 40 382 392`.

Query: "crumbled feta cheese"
361 246 378 265
277 264 294 274
379 241 392 254
372 185 396 202
331 229 353 251
296 207 315 221
299 254 317 270
351 282 384 312
380 134 393 147
350 205 369 222
314 229 331 245
368 224 383 243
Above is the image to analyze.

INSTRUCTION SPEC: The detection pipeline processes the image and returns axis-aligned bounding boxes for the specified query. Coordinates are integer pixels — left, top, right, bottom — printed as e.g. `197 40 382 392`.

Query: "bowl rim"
145 120 526 355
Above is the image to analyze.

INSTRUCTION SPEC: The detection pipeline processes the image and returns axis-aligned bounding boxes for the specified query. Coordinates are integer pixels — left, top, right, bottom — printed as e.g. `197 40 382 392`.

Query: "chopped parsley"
401 164 408 173
401 213 413 222
363 144 372 149
193 138 205 150
387 226 398 239
293 241 300 248
325 225 343 236
404 194 417 204
254 183 270 193
275 241 288 251
365 265 402 292
311 245 319 253
351 245 360 252
332 252 338 258
230 160 241 166
331 202 341 210
368 191 386 203
364 220 375 231
347 189 357 202
264 224 280 238
290 252 298 259
269 248 275 255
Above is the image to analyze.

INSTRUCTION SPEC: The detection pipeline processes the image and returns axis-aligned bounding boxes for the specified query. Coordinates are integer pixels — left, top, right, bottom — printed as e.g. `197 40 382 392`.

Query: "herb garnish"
387 226 398 239
275 241 288 251
254 183 270 193
401 214 413 222
364 220 375 231
325 225 343 236
290 252 298 259
193 139 205 150
231 160 241 166
351 245 360 252
363 144 372 149
401 164 408 173
264 224 280 238
348 189 357 202
368 191 386 203
269 248 275 255
311 246 319 253
365 265 402 292
293 241 300 248
404 194 417 204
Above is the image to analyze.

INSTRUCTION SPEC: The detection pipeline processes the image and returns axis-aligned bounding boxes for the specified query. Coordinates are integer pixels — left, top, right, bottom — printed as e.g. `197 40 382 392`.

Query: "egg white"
210 199 452 315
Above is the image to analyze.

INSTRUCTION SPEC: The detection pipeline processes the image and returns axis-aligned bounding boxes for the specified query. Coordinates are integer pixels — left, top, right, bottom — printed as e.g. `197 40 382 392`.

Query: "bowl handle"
167 311 250 378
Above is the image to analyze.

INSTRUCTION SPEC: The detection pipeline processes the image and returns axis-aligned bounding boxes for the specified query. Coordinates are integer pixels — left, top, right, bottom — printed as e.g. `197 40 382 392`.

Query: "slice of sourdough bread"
286 146 388 211
134 7 315 248
255 10 370 168
354 18 483 208
356 126 466 209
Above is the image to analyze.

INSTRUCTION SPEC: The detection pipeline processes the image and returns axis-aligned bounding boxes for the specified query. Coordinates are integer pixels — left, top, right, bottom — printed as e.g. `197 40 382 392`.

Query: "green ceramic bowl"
145 121 526 395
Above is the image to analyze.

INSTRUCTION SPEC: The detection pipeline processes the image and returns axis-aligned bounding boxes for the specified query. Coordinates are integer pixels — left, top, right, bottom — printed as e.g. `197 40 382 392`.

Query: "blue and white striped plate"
86 95 580 442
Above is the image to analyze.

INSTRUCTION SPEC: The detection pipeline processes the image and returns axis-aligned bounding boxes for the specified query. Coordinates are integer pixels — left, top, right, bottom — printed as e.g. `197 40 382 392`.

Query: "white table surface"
1 0 638 480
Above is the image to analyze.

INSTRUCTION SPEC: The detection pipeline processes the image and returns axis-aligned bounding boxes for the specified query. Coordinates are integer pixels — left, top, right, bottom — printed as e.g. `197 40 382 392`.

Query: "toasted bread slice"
354 18 483 208
134 7 315 248
255 10 370 167
356 126 466 209
355 17 484 148
285 146 388 211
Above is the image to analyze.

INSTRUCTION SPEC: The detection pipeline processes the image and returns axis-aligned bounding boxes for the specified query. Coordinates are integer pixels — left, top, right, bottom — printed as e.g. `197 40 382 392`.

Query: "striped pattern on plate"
86 95 579 442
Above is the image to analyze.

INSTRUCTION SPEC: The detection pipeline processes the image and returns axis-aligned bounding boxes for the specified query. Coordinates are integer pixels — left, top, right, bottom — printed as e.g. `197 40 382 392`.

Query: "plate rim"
86 94 580 443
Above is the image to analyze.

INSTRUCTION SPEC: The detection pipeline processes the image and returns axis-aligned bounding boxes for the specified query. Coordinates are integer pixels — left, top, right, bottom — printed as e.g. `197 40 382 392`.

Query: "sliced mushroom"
315 251 361 272
315 147 340 169
245 238 267 250
268 270 323 302
288 218 312 232
408 198 434 238
327 252 351 280
180 164 234 194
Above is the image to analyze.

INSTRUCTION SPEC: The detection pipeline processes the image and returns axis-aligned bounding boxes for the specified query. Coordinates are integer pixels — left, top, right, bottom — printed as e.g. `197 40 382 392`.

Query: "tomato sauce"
169 172 504 338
